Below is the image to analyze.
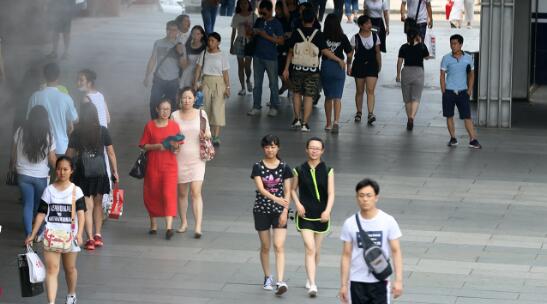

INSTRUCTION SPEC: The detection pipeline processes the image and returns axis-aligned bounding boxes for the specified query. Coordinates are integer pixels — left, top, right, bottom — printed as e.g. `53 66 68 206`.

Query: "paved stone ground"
1 5 547 304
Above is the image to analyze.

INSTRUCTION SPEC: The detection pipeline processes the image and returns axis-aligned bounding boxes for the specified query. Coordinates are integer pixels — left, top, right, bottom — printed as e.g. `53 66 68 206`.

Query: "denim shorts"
442 90 471 119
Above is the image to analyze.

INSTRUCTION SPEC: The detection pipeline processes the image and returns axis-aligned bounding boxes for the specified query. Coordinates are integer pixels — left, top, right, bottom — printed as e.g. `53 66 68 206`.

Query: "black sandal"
354 111 362 123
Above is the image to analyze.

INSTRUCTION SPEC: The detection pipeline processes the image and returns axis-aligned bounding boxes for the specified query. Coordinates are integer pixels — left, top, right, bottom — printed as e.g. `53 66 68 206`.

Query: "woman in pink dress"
171 87 211 238
139 99 182 240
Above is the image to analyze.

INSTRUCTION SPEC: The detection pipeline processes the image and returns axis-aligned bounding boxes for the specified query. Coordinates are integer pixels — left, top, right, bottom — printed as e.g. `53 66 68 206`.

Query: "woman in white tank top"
77 69 110 127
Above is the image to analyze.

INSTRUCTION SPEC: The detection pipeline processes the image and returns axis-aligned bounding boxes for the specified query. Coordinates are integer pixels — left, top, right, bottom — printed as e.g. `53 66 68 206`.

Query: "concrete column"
478 0 514 128
512 0 532 100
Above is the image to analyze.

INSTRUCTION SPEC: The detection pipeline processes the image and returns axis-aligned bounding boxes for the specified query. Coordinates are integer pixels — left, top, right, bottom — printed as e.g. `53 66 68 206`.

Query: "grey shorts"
401 66 424 103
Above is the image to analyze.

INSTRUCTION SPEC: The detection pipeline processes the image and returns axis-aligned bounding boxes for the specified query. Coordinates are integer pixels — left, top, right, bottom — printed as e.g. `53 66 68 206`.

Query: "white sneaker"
238 89 246 96
247 108 261 116
301 123 310 132
305 280 310 289
267 108 278 117
65 295 77 304
308 285 318 297
263 276 274 290
275 281 288 296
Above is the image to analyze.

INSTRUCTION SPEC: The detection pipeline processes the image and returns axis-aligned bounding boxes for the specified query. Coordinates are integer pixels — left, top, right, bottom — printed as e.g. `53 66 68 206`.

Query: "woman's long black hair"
186 25 207 53
22 105 52 163
235 0 252 14
76 102 102 151
323 13 345 42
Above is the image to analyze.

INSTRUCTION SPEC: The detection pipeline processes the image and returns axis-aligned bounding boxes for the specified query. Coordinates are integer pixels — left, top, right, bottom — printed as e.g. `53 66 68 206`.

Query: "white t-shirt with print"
365 0 389 18
14 127 56 178
197 51 230 76
350 33 381 50
340 210 402 283
42 184 85 252
403 0 431 24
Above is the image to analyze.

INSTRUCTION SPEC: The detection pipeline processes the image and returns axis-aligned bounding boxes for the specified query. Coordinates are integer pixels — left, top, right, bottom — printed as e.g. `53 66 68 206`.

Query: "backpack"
291 29 320 68
80 150 107 178
355 213 393 281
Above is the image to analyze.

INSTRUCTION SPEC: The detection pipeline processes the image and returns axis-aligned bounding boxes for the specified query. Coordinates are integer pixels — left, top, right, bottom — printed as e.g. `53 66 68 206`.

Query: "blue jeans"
253 57 279 109
219 0 235 16
201 6 218 34
17 174 47 236
150 77 179 119
345 0 358 15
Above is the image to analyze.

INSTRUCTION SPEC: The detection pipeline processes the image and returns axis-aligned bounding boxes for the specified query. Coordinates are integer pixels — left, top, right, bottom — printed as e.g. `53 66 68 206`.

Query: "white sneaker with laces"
263 276 274 290
65 295 77 304
275 281 288 295
308 285 318 297
247 108 261 116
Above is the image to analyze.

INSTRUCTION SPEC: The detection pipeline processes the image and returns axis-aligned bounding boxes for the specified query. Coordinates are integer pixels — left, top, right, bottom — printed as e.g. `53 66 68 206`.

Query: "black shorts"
254 212 288 231
350 281 388 304
442 90 471 119
352 61 379 79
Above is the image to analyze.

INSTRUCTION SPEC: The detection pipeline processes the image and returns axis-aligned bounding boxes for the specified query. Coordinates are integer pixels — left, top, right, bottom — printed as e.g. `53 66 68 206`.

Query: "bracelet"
226 86 230 88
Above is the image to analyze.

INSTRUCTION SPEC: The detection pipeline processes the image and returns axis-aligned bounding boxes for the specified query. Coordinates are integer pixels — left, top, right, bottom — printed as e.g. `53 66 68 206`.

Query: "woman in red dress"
139 99 182 240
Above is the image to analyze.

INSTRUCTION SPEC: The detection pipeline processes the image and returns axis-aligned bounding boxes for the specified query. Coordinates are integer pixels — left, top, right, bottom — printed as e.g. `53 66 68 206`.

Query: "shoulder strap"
309 29 318 41
297 28 306 41
71 184 77 232
199 110 206 133
355 213 376 250
415 0 422 21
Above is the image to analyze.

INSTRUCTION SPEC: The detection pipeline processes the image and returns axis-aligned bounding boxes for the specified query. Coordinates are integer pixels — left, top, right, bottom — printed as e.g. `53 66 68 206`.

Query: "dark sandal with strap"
354 111 362 123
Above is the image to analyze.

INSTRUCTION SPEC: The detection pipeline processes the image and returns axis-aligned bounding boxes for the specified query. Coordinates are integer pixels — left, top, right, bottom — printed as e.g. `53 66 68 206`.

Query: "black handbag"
129 150 147 179
18 253 44 297
79 150 107 178
6 169 17 186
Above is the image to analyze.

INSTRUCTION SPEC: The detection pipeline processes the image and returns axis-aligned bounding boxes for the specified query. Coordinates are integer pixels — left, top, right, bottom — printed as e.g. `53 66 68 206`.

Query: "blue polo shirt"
440 52 474 91
253 17 284 61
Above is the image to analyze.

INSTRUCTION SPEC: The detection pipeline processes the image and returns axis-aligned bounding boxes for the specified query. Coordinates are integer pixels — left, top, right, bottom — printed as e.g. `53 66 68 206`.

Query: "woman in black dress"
291 137 335 298
66 102 119 251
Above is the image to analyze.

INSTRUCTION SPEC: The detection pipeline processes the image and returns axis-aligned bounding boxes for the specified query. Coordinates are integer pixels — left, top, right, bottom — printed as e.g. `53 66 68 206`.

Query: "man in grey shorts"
396 29 431 130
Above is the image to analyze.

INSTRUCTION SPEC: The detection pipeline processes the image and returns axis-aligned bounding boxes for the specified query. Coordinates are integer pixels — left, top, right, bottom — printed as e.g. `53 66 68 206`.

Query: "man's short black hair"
357 15 371 26
355 178 380 195
450 34 464 45
166 20 178 29
302 8 315 23
259 0 273 11
306 136 324 149
175 14 189 29
43 62 60 83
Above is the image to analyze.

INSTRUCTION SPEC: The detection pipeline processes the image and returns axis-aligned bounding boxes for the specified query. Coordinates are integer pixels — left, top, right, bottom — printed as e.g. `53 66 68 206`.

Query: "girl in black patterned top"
250 134 293 295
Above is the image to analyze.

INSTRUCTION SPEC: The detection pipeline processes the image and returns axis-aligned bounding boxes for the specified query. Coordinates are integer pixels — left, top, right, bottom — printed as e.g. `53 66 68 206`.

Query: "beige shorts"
202 75 226 127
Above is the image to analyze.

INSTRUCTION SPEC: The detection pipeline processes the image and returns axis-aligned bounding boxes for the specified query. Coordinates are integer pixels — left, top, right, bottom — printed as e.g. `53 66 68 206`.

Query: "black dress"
294 161 333 233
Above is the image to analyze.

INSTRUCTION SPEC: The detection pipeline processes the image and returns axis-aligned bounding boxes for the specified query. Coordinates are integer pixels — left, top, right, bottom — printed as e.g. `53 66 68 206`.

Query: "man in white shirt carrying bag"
339 178 403 304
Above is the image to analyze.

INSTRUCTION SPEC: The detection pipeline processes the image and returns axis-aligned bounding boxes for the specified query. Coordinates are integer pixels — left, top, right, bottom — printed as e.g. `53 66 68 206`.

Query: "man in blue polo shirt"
440 34 482 149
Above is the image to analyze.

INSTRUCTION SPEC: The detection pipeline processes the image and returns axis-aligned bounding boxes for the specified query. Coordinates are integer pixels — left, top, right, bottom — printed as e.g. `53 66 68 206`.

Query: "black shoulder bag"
404 0 422 34
355 213 393 281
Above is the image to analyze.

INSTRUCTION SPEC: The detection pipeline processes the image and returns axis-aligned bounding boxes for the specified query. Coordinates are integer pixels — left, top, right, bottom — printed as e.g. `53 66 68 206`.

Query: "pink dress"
171 109 209 183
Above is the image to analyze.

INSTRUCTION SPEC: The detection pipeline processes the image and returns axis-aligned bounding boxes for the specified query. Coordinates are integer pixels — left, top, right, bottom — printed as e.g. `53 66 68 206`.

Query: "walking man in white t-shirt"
339 178 403 304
